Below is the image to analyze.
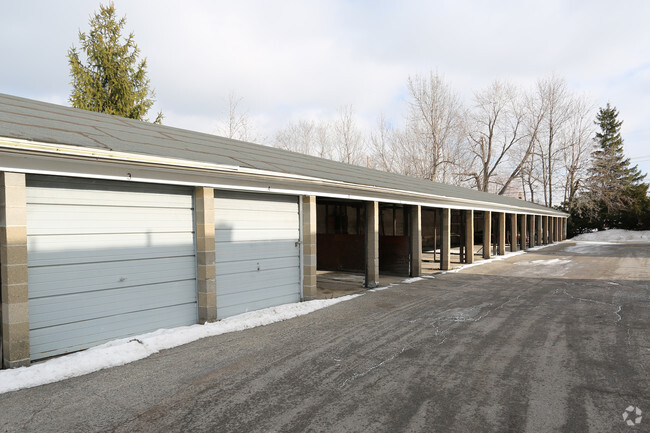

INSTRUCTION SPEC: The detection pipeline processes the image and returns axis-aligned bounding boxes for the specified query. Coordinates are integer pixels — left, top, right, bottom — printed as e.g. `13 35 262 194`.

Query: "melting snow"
0 294 360 394
572 229 650 242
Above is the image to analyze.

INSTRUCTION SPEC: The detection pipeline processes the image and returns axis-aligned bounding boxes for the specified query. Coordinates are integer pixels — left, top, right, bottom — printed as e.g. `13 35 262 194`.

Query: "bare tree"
370 114 399 172
215 92 259 142
275 119 334 159
332 105 365 165
405 71 465 182
531 76 573 206
562 96 594 211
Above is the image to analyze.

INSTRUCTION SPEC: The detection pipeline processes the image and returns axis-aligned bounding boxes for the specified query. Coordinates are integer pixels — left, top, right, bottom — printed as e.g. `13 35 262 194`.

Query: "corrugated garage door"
26 176 198 360
215 191 301 318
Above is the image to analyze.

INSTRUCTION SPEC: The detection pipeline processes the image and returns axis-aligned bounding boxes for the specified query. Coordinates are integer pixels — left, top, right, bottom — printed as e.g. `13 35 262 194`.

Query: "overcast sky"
1 0 649 176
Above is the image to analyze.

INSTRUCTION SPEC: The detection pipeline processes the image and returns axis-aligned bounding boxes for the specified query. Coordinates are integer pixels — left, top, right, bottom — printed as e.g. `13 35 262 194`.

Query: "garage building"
0 94 567 368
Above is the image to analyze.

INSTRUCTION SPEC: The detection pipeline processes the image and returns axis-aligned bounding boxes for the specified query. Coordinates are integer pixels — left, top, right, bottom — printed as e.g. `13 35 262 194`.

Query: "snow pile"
515 258 572 266
572 229 650 242
0 294 360 394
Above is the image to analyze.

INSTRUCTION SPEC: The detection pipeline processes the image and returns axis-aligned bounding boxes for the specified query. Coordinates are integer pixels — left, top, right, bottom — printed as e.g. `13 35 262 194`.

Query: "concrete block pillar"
409 205 422 277
510 213 518 252
563 218 567 240
543 216 549 244
465 210 474 264
302 196 318 300
483 211 491 259
365 201 379 288
536 215 543 247
520 214 527 250
550 217 555 243
1 172 30 368
529 214 536 247
195 187 217 323
441 208 451 270
498 212 506 256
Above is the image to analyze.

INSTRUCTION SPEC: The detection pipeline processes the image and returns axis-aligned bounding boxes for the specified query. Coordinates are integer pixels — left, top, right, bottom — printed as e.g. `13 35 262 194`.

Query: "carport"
0 93 567 368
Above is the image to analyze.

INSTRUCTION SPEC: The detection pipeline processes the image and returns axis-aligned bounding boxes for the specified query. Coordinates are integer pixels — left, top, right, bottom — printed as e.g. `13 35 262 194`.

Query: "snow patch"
515 258 572 266
572 229 650 242
0 295 360 394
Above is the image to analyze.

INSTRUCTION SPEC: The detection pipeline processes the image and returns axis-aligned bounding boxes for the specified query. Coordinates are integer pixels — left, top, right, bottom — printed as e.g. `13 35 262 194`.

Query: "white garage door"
26 176 198 360
214 191 301 318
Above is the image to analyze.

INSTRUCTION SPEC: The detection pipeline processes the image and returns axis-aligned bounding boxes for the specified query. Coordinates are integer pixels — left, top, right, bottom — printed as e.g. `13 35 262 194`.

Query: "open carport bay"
0 241 648 433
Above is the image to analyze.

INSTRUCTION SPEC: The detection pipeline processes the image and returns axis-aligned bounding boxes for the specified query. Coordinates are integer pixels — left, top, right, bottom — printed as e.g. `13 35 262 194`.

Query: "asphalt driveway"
1 241 648 432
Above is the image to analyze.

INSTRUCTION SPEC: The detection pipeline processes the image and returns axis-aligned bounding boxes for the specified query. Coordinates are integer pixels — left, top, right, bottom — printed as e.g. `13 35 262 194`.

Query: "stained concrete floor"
316 246 490 299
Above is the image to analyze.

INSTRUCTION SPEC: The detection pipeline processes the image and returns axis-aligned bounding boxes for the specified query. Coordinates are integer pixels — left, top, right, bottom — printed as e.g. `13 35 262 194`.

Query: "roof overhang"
0 137 568 217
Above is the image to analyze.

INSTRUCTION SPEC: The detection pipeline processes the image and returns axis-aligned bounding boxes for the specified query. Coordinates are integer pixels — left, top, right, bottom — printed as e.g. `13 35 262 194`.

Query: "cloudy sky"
2 0 649 176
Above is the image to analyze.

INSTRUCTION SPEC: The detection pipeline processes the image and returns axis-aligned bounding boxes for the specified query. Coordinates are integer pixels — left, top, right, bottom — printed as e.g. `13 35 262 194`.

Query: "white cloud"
2 0 649 174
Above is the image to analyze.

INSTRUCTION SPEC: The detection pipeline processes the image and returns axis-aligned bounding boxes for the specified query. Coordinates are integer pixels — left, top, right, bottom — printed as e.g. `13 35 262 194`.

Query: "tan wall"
195 187 216 323
302 196 317 300
1 172 30 368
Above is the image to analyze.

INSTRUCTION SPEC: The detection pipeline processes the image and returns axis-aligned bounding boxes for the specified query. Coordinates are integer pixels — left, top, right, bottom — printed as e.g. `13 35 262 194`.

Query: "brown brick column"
483 211 491 259
519 214 527 250
529 214 536 247
195 187 216 323
365 201 379 288
302 196 317 300
465 210 474 264
1 172 30 368
510 213 518 252
409 205 422 277
441 208 451 270
498 212 506 255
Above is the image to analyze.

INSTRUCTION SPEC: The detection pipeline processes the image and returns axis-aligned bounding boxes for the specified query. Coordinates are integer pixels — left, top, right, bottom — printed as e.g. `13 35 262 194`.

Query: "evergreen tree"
68 3 162 123
576 103 649 231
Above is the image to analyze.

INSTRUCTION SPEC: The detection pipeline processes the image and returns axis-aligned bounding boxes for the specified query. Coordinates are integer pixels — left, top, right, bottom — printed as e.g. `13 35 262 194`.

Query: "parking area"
0 240 648 432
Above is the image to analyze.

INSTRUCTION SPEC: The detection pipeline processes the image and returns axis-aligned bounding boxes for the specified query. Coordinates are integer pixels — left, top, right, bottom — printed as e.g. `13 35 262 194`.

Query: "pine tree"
581 103 649 230
68 3 162 123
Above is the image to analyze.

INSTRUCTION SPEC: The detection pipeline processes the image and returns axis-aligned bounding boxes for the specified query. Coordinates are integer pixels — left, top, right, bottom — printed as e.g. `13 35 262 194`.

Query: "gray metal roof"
0 93 565 216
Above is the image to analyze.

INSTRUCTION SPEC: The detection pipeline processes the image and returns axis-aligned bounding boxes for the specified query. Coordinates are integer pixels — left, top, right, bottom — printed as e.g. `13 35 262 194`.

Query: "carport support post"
510 213 518 252
301 196 318 300
550 217 555 243
498 212 506 256
536 215 543 247
543 216 549 244
520 214 526 250
441 208 451 270
483 211 491 259
195 187 217 323
1 172 30 368
529 214 536 247
365 201 379 288
409 205 422 277
464 210 474 264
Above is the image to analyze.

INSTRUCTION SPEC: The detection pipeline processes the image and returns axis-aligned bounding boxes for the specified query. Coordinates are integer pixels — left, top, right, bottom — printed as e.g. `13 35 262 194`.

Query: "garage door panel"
29 256 196 298
215 191 301 319
28 232 195 266
215 256 299 276
215 241 297 262
27 180 193 208
215 229 299 243
215 268 300 295
217 291 299 319
26 175 198 360
27 204 194 235
30 303 198 359
215 191 296 211
29 280 197 328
